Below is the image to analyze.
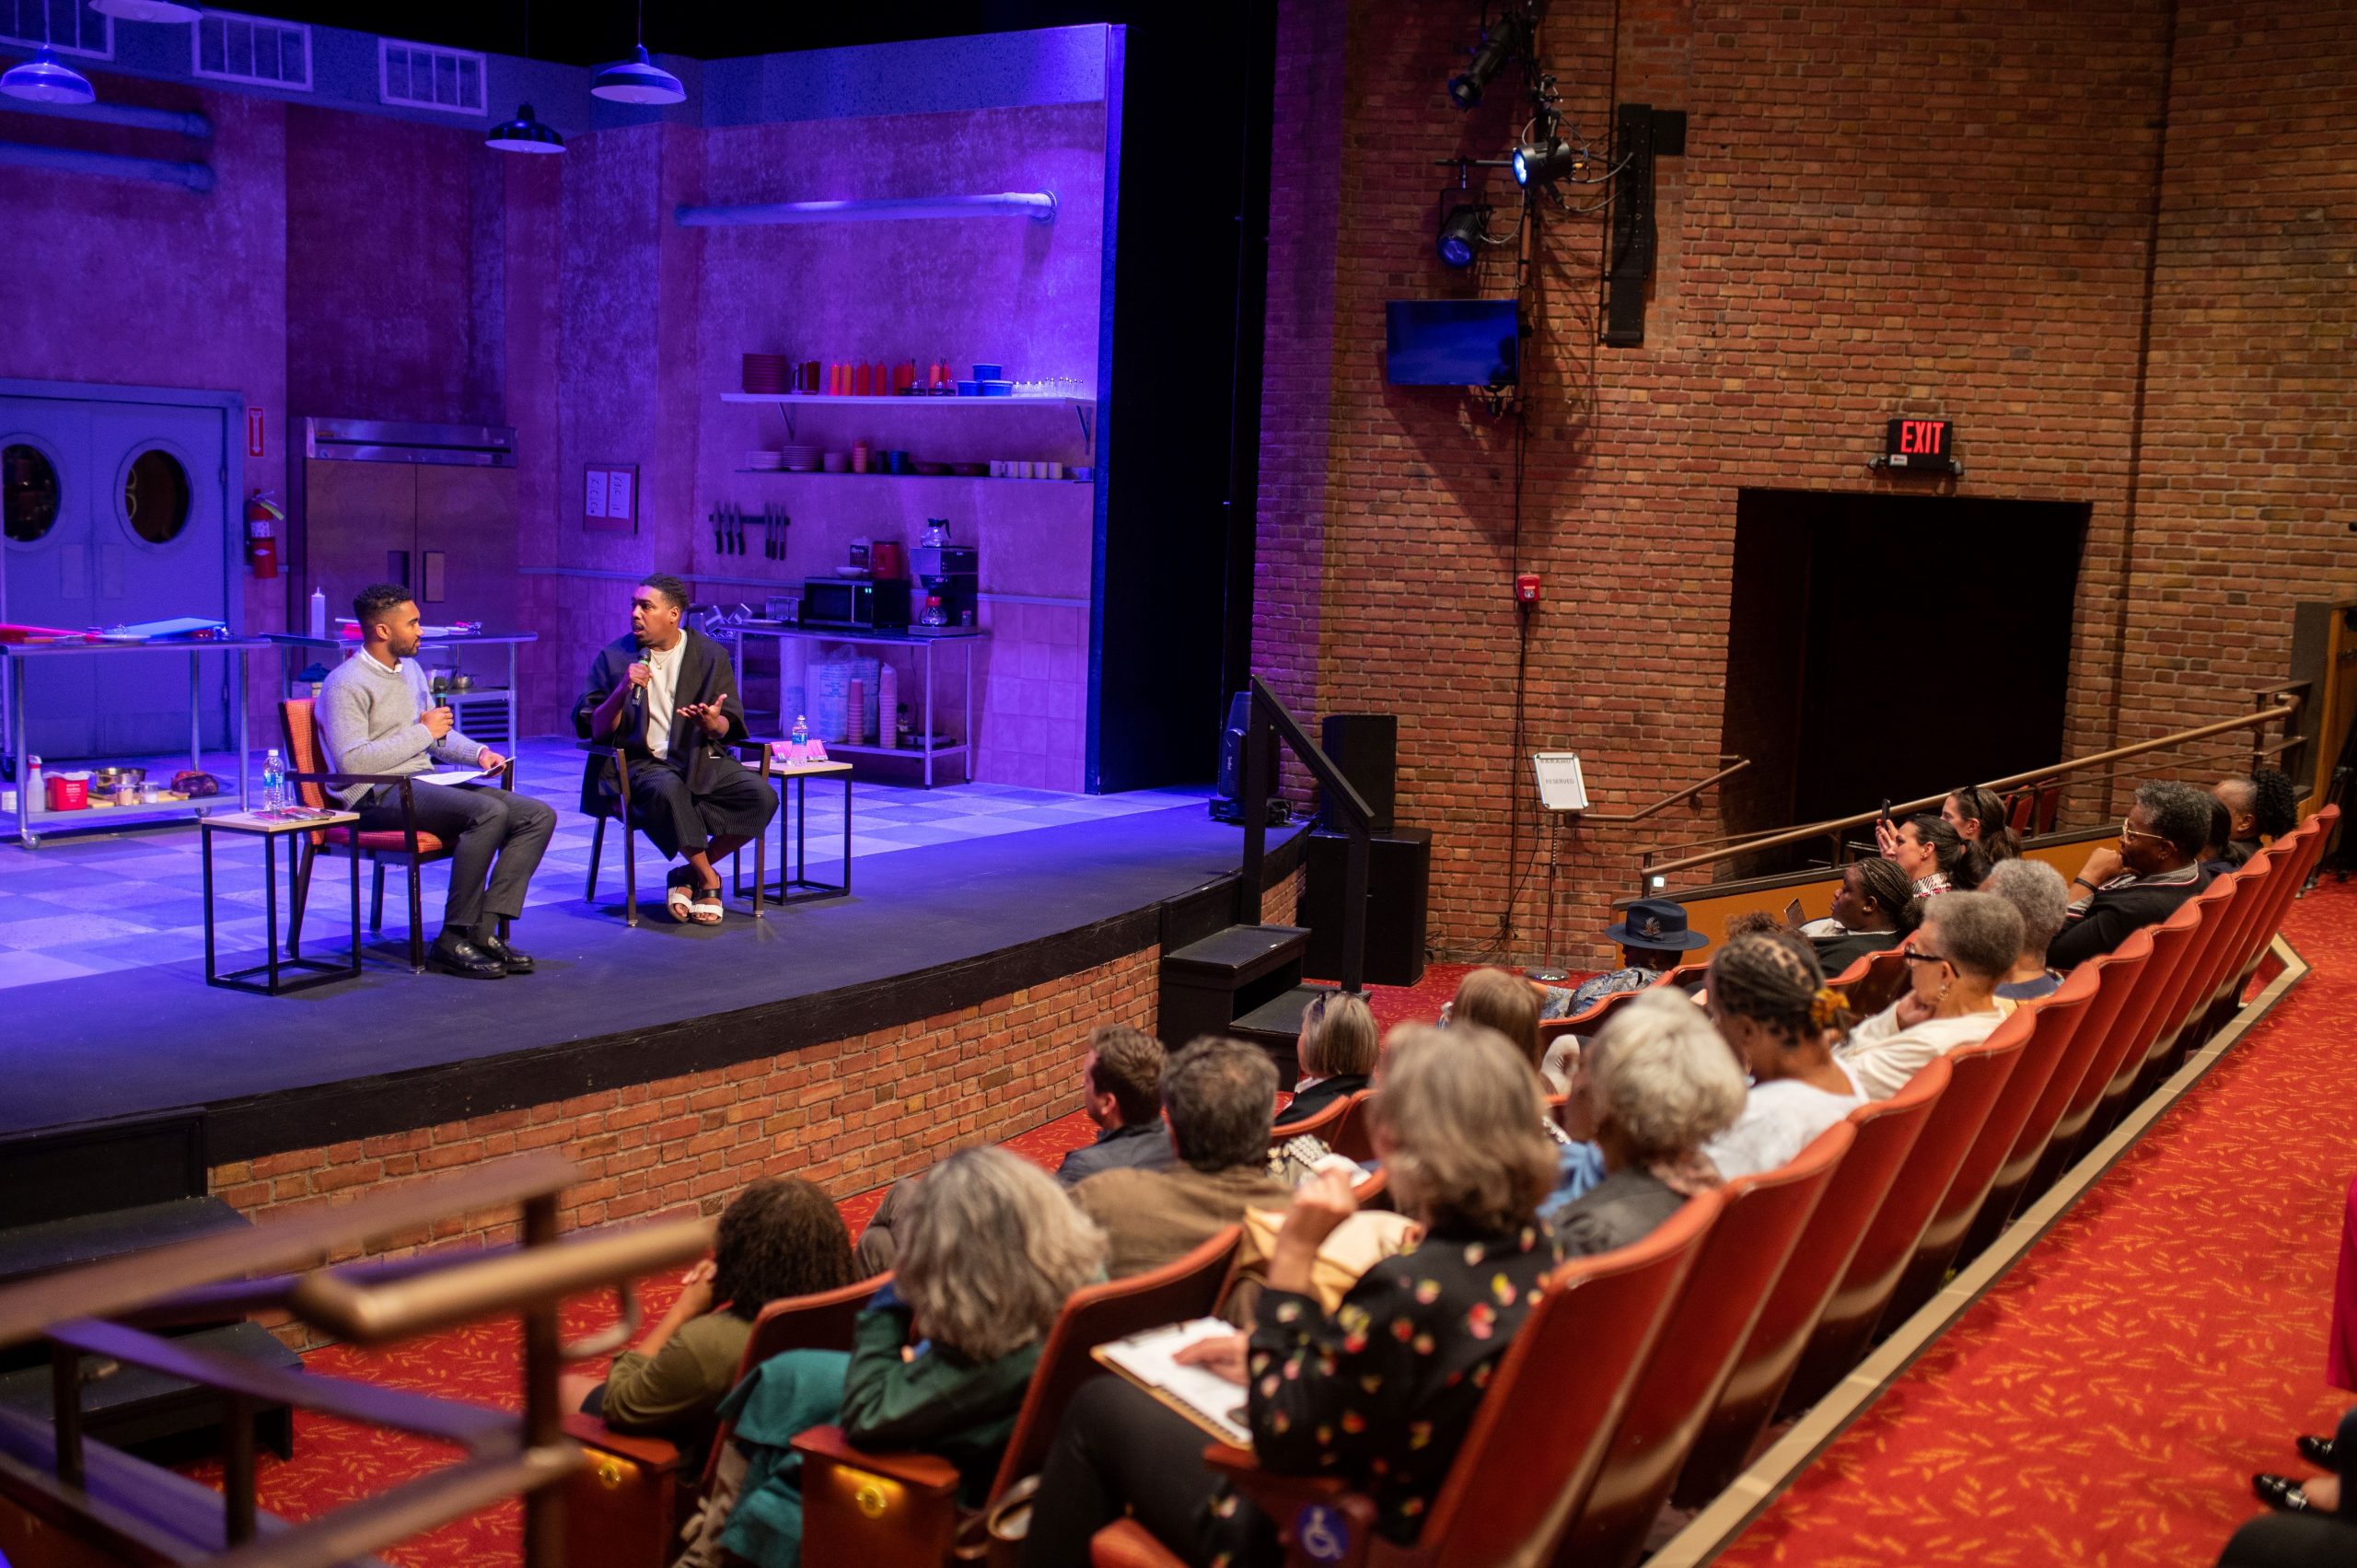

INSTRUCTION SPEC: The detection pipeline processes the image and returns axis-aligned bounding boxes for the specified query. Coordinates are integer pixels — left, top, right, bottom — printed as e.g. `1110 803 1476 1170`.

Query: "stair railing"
1237 675 1374 995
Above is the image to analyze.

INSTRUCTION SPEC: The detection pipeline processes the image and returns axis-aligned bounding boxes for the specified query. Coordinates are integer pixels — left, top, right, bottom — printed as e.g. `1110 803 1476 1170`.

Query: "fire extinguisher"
245 491 283 579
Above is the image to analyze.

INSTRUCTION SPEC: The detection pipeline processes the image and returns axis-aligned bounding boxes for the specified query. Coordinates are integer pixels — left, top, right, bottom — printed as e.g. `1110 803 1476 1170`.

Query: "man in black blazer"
2048 780 2212 970
575 575 777 922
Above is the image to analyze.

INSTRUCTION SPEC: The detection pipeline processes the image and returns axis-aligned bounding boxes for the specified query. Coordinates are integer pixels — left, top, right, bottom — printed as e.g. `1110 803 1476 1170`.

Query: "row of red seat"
565 807 2334 1568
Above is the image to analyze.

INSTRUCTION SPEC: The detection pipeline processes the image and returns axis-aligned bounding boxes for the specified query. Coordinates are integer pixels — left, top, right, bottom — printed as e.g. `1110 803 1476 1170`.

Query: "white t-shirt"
1703 1079 1862 1179
642 639 684 760
1834 1001 2004 1101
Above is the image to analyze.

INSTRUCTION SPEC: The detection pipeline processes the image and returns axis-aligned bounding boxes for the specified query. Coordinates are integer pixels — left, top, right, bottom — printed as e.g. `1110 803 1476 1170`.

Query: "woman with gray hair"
1022 1026 1564 1566
1983 858 2071 1002
1834 891 2023 1102
1550 988 1747 1257
714 1147 1107 1566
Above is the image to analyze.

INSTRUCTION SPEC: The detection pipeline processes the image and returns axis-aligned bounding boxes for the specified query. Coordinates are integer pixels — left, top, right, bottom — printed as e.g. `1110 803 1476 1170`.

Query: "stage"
1 741 1295 1167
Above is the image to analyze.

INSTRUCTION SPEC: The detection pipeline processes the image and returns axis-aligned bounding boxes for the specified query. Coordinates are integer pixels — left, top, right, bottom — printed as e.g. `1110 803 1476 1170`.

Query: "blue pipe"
676 191 1056 227
0 99 211 138
0 138 212 190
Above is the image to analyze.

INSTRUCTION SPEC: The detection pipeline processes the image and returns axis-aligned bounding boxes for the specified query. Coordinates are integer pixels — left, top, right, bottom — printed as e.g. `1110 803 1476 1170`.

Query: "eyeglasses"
1899 948 1950 967
2119 819 2168 842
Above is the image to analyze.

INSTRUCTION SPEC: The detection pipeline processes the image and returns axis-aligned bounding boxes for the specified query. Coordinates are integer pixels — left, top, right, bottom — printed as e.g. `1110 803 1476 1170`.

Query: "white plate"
833 566 871 578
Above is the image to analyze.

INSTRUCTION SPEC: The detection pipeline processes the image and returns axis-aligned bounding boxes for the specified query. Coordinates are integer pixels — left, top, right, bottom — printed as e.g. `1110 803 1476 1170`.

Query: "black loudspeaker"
1318 714 1396 832
1303 828 1429 987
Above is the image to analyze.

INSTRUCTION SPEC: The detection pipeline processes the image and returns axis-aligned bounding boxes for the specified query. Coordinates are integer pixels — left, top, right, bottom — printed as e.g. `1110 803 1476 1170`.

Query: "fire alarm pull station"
1515 574 1541 605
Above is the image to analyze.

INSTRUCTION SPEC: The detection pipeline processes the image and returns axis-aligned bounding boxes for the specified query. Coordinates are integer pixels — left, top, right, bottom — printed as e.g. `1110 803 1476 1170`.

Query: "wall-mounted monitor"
1385 299 1518 387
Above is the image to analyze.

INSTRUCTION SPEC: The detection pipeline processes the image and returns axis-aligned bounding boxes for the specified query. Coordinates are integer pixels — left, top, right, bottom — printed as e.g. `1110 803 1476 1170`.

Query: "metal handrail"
1640 701 2301 885
1582 756 1751 825
1237 675 1372 993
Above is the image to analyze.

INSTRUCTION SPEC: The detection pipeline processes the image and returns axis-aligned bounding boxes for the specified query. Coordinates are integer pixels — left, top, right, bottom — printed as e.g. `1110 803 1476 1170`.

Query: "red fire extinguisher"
245 492 283 579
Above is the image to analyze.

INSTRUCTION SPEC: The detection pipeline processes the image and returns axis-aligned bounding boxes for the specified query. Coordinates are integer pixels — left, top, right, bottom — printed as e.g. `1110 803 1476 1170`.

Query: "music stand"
1528 752 1589 981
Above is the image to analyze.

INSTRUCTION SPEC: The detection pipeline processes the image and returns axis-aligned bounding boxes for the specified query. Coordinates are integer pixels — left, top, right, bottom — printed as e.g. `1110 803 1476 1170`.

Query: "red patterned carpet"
169 965 1483 1564
1714 877 2357 1568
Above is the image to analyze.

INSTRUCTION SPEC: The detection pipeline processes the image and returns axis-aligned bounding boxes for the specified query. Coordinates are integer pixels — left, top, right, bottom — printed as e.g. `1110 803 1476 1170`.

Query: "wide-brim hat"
1604 897 1709 950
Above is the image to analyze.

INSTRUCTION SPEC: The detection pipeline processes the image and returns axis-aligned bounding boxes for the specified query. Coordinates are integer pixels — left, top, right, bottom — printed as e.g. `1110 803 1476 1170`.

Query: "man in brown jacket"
1072 1035 1295 1278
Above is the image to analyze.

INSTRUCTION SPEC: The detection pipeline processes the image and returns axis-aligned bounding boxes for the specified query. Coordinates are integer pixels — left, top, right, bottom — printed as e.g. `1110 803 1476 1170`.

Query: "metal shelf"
722 392 1095 453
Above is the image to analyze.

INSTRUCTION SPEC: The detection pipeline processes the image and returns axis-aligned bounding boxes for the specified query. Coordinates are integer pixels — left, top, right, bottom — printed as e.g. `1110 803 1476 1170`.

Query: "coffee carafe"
911 519 978 630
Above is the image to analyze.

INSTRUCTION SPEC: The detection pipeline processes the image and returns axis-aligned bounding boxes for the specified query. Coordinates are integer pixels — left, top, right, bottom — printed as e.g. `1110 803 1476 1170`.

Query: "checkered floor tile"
0 738 1207 991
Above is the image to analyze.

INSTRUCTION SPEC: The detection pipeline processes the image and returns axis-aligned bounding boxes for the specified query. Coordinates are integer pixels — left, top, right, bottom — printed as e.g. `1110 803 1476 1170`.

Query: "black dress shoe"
2254 1473 2315 1513
2300 1434 2338 1467
429 933 506 979
475 932 534 974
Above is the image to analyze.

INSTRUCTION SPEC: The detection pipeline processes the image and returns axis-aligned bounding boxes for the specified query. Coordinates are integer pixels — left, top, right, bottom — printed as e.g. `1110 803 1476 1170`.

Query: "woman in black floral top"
1022 1024 1563 1566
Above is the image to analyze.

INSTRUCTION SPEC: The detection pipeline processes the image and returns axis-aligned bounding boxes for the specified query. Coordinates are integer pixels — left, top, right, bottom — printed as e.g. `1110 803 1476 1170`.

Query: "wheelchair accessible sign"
1295 1503 1351 1562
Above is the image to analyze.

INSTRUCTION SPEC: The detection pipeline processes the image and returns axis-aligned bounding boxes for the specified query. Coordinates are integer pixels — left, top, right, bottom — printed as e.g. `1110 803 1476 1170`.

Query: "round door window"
123 447 192 545
4 443 61 544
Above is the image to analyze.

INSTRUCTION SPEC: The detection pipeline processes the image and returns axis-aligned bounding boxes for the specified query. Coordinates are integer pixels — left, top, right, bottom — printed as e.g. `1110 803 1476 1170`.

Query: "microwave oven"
799 576 911 630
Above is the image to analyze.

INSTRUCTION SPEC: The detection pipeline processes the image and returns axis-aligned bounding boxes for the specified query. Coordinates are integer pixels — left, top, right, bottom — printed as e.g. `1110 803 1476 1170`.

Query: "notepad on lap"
413 765 499 788
1092 1318 1254 1449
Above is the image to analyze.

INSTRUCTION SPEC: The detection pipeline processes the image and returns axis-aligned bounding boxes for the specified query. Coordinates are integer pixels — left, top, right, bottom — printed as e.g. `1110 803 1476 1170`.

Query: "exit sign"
1884 417 1954 468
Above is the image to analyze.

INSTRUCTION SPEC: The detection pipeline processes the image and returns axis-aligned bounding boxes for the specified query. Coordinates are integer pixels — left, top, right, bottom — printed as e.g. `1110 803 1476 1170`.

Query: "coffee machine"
911 521 979 632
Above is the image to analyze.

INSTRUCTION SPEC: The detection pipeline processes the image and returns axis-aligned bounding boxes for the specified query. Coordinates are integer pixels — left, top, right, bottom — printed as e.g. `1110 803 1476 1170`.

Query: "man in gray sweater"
316 584 556 979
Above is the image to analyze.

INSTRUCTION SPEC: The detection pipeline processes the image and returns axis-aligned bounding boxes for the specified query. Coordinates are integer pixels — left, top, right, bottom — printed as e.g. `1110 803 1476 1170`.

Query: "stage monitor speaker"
1303 827 1429 987
1318 714 1396 833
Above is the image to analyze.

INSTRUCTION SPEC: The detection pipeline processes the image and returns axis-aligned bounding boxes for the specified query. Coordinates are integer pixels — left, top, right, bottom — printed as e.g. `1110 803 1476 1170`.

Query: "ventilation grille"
0 0 110 58
192 8 308 89
378 38 484 115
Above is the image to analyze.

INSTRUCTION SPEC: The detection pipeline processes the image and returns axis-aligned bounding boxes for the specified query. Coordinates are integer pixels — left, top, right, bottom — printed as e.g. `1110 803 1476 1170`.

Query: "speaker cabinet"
1303 828 1429 987
1318 714 1396 833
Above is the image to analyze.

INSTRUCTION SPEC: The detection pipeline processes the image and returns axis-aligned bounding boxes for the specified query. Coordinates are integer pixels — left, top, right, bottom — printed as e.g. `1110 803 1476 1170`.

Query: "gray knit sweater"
315 651 486 807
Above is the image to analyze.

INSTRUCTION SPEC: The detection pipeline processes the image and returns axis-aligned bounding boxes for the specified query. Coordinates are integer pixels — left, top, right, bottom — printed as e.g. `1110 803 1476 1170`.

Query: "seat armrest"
284 769 419 787
563 1411 685 1473
790 1426 961 1496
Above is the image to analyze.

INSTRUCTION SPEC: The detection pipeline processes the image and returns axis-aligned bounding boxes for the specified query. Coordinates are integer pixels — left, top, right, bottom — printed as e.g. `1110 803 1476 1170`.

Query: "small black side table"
735 758 854 910
201 809 362 994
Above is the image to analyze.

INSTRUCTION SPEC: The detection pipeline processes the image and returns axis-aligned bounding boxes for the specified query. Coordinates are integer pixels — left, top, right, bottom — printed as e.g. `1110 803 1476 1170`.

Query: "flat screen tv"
1385 299 1518 387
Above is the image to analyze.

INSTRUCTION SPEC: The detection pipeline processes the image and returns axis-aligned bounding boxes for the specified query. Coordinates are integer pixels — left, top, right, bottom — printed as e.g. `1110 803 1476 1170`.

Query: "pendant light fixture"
88 0 203 22
591 0 684 107
488 1 563 154
4 0 95 107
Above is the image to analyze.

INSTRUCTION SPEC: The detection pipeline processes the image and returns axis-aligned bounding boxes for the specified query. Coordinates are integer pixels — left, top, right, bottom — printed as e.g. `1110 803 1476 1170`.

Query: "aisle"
1714 877 2357 1567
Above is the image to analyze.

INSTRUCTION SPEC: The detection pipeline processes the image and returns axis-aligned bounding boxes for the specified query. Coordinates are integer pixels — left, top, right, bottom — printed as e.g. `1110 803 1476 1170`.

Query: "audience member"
1699 934 1863 1179
1526 898 1709 1020
1726 910 1789 939
1983 858 2072 1002
2049 781 2213 970
1836 891 2021 1100
2201 794 2243 877
1282 992 1376 1124
1057 1024 1175 1186
1550 989 1745 1253
2217 768 2302 865
2220 1410 2357 1566
1807 856 1916 972
1021 1026 1562 1567
1072 1035 1294 1277
573 1177 855 1469
1944 784 2024 862
1882 812 1991 897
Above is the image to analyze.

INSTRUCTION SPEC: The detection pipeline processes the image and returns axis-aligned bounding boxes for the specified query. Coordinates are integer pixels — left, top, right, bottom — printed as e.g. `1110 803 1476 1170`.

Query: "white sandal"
666 871 696 923
691 889 725 925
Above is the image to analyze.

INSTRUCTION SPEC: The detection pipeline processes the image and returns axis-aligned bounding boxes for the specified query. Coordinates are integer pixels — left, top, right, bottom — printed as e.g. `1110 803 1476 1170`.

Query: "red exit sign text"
1885 418 1952 462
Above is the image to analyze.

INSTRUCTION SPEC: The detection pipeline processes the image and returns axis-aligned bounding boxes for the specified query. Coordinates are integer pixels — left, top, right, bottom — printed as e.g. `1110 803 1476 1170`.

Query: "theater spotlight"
1446 11 1527 110
1512 134 1585 189
1437 203 1492 269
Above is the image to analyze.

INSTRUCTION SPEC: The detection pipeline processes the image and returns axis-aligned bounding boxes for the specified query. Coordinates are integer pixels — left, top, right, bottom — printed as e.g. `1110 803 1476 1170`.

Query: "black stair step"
0 1320 300 1460
1230 983 1340 1047
1164 924 1309 985
0 1196 252 1289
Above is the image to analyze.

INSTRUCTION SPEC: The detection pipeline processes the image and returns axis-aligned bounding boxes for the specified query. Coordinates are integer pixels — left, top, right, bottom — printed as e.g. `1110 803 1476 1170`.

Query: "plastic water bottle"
792 714 808 749
261 748 285 811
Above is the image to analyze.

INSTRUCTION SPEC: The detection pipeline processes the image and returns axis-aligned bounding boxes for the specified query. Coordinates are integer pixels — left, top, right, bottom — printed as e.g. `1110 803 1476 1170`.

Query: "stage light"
487 103 564 154
1447 12 1527 110
1437 203 1491 269
3 45 95 105
89 0 201 20
1512 134 1584 188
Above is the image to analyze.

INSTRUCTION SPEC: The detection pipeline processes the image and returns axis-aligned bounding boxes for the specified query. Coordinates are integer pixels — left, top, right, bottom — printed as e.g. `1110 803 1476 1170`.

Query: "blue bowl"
980 380 1014 397
957 380 981 397
971 363 1003 381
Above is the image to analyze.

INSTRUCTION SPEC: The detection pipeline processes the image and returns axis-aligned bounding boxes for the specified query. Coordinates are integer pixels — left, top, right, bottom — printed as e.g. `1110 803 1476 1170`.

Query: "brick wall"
1256 0 2357 966
209 945 1156 1347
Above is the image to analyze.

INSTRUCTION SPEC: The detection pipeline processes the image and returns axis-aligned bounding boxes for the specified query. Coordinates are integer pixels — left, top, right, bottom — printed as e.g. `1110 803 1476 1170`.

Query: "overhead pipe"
675 191 1056 227
0 138 212 191
0 98 211 138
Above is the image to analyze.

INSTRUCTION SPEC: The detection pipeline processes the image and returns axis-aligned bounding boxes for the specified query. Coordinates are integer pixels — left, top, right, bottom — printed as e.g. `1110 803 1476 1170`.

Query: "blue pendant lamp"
591 2 684 105
88 0 202 20
2 45 95 104
487 1 563 154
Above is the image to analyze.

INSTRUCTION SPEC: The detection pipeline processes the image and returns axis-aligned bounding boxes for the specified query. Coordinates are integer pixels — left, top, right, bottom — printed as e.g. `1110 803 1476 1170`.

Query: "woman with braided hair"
1807 855 1917 972
1698 933 1863 1179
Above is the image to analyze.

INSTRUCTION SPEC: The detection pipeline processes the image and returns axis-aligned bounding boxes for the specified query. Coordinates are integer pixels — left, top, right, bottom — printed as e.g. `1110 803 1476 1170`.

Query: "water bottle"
792 714 809 749
261 748 285 811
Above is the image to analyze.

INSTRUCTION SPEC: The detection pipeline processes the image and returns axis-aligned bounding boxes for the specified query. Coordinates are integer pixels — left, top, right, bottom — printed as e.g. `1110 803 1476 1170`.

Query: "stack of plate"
742 353 789 394
744 449 784 471
781 446 820 472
